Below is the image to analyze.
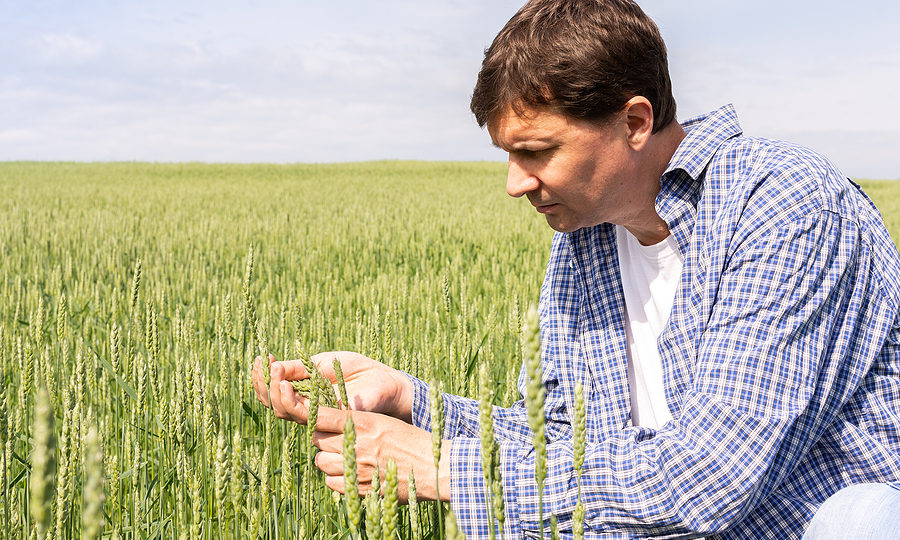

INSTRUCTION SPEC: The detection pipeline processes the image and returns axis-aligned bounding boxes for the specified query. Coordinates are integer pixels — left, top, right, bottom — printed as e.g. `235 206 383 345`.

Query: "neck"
622 121 687 245
652 120 688 181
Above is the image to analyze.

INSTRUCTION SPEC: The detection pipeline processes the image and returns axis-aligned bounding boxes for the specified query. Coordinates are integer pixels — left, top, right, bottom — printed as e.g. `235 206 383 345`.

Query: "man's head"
470 0 676 133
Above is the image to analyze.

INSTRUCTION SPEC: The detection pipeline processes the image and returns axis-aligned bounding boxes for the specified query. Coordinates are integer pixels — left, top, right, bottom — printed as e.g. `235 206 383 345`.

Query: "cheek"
558 165 599 207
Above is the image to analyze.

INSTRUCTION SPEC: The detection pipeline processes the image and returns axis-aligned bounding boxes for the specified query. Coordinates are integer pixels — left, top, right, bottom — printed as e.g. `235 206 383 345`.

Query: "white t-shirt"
615 225 684 429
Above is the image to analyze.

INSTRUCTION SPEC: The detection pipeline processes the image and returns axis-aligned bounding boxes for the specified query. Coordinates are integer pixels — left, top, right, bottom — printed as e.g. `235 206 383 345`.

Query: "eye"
513 146 556 159
516 147 544 156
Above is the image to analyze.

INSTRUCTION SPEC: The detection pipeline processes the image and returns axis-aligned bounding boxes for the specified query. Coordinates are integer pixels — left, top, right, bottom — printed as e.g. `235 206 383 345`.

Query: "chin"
545 216 580 233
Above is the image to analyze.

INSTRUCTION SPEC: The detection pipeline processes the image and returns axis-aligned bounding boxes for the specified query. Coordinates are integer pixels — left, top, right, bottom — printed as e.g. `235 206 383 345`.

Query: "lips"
535 203 557 214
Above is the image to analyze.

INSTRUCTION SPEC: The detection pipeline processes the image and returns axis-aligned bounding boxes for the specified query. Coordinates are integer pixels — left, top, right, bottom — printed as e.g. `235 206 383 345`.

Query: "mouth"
535 203 558 214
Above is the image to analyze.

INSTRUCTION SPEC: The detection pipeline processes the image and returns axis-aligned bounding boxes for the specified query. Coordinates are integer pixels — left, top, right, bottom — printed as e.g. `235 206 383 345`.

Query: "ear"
623 96 654 151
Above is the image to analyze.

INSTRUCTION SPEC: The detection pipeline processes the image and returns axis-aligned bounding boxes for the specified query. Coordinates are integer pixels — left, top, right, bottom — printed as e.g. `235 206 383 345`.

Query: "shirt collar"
654 104 743 257
663 103 743 181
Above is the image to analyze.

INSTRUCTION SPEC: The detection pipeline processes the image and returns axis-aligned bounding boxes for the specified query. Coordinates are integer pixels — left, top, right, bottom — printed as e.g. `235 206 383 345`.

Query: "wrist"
392 368 415 423
438 439 452 502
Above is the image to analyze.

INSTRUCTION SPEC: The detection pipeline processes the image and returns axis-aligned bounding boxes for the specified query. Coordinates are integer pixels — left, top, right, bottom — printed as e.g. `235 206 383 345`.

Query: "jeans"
802 482 900 539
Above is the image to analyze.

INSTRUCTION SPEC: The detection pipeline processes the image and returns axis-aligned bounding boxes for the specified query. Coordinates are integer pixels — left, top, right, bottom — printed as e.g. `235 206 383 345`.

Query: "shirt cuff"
404 372 432 431
403 371 480 439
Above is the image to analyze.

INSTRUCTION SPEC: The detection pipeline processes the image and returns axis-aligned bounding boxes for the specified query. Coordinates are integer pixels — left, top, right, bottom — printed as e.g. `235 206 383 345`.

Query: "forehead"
487 105 572 148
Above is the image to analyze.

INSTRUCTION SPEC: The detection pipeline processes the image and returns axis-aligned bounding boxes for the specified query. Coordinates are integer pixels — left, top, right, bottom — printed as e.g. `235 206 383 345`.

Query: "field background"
0 162 897 539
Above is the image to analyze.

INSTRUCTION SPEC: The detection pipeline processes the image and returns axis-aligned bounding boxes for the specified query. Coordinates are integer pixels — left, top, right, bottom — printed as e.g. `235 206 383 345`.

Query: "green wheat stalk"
523 306 547 538
573 381 587 540
343 415 362 538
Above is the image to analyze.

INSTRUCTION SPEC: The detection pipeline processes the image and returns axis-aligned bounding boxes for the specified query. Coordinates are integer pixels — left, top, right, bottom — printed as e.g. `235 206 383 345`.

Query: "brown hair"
471 0 676 132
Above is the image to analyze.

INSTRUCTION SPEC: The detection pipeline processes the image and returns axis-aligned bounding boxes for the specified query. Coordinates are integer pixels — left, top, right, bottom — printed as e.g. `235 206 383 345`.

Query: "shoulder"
700 136 900 308
705 137 849 222
699 135 890 239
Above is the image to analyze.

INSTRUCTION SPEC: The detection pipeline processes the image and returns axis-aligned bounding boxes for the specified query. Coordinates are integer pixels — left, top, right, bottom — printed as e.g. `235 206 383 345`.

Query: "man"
254 0 900 537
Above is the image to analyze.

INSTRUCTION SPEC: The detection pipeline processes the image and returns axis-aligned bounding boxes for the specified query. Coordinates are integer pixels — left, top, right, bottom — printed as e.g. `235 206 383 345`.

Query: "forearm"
447 397 806 539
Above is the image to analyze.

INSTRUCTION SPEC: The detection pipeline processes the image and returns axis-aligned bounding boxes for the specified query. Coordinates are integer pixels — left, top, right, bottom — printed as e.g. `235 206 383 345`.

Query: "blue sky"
2 0 899 179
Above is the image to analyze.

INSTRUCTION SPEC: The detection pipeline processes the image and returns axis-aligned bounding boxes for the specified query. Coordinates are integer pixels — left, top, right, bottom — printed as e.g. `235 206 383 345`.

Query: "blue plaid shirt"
408 105 900 539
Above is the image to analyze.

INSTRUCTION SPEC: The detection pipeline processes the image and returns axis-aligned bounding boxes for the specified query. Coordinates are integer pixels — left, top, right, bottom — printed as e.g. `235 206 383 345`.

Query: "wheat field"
0 162 896 539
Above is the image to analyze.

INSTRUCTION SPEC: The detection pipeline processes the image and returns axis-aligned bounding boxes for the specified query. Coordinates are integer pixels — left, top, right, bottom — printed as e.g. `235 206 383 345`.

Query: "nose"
506 156 540 198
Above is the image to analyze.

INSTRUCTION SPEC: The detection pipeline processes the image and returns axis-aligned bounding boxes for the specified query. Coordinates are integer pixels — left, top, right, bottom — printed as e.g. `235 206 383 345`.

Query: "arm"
449 211 877 538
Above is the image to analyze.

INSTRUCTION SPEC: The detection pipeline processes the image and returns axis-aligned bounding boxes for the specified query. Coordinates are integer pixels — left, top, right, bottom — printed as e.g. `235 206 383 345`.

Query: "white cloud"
31 33 101 62
0 128 41 144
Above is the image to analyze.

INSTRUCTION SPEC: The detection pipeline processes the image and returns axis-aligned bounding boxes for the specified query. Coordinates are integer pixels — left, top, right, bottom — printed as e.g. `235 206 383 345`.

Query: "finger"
312 406 349 433
274 371 313 403
312 430 344 453
254 354 276 376
270 361 287 384
324 475 346 494
272 359 312 382
314 451 345 476
272 380 310 424
269 373 286 417
252 356 270 407
269 359 300 418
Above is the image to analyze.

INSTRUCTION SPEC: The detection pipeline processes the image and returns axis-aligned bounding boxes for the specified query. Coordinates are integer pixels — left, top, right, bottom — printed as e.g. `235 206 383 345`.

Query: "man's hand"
252 351 415 423
253 351 441 501
271 378 451 502
309 351 415 422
